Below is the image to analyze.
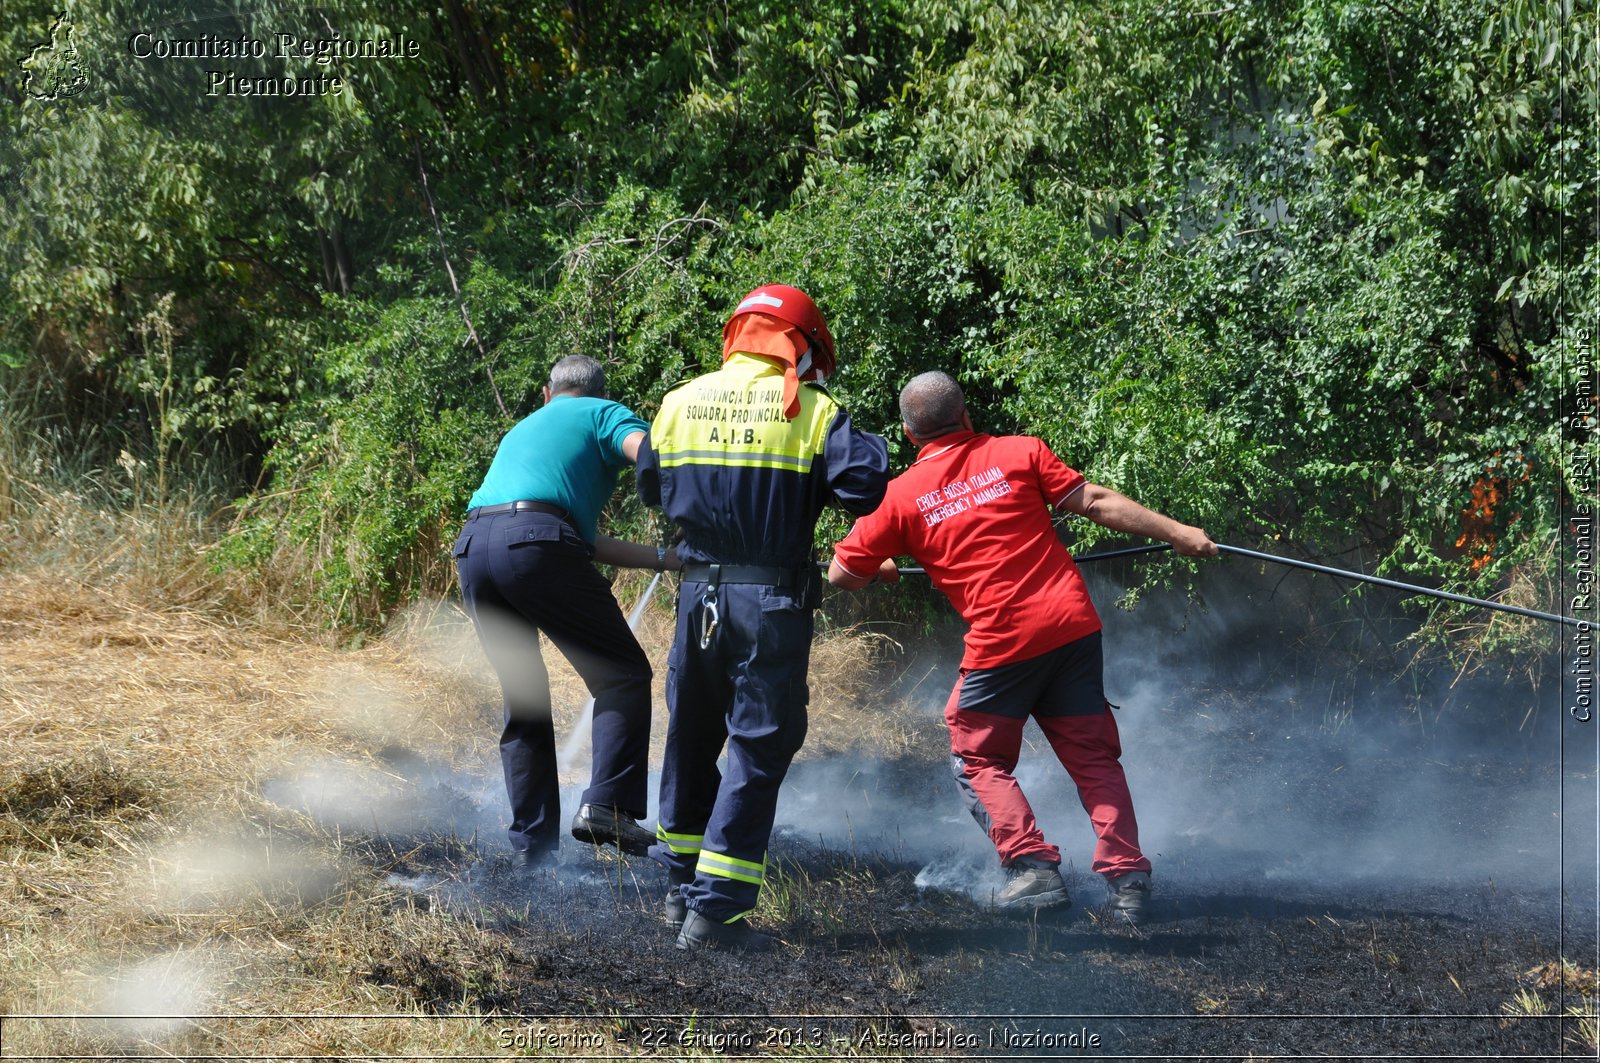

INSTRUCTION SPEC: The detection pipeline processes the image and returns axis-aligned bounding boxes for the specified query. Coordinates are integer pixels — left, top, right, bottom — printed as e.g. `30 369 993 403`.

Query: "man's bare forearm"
594 535 683 571
1067 485 1217 557
827 556 900 590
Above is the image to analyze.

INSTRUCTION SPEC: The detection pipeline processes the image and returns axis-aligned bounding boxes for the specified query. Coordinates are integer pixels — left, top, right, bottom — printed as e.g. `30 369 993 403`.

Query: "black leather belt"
682 563 805 589
467 500 569 520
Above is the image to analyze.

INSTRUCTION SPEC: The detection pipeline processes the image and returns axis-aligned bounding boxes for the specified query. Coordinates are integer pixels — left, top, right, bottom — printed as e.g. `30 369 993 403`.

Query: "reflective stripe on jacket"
638 353 889 566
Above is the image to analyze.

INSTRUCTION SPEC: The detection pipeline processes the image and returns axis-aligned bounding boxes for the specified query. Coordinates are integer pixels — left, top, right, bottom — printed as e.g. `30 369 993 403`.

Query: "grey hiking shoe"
1106 870 1151 925
995 863 1071 910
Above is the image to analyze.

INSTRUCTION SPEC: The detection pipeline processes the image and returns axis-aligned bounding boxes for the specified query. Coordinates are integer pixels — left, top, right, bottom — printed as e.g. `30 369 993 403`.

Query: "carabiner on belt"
696 562 722 650
697 590 720 650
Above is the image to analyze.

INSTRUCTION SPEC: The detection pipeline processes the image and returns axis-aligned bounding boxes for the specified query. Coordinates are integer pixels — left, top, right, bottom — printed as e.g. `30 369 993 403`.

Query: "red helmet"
724 284 836 374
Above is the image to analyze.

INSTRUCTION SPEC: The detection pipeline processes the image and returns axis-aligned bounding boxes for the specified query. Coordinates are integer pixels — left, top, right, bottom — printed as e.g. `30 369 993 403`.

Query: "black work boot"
676 910 773 953
662 872 692 927
508 844 557 874
570 804 654 856
995 860 1071 910
1105 870 1152 925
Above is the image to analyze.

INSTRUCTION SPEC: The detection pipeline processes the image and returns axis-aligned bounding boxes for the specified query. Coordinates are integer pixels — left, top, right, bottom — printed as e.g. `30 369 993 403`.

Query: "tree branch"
413 140 509 419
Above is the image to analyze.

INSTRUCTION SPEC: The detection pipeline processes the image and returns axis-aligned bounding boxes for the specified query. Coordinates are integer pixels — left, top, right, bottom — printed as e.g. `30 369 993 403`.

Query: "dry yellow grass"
0 567 491 1053
1504 962 1600 1054
805 625 940 760
0 529 934 1056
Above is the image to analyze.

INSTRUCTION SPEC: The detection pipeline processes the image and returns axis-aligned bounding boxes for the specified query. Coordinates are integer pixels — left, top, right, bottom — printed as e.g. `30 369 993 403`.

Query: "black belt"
682 563 806 589
467 500 569 520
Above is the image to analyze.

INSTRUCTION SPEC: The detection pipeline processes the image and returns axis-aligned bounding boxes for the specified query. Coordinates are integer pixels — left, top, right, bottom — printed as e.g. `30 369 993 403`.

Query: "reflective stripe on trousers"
648 580 811 922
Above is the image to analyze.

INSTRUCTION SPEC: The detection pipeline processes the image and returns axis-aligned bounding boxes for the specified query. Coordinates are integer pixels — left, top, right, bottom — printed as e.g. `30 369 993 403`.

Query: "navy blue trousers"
650 580 812 922
453 511 652 855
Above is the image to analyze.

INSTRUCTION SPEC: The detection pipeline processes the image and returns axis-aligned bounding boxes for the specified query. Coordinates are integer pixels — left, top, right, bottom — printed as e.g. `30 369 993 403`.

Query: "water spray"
897 543 1582 628
556 571 664 771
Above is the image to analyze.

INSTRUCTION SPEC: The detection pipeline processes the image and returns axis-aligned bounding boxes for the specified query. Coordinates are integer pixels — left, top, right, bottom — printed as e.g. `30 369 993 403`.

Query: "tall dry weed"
0 415 306 636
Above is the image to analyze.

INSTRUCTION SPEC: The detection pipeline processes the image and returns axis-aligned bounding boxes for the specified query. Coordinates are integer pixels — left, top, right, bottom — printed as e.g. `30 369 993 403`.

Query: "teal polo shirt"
467 395 648 546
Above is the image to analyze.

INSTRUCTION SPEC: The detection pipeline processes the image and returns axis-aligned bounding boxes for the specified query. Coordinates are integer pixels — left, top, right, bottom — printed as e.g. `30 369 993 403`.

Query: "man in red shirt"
828 371 1216 923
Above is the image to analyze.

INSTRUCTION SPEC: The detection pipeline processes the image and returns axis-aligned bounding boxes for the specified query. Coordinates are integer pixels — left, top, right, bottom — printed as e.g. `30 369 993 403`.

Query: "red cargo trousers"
942 631 1151 878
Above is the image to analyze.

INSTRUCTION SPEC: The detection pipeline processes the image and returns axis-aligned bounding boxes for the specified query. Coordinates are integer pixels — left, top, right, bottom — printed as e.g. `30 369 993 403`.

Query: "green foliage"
546 0 912 211
1 0 1592 662
537 183 728 407
891 0 1592 637
223 183 740 622
223 267 519 624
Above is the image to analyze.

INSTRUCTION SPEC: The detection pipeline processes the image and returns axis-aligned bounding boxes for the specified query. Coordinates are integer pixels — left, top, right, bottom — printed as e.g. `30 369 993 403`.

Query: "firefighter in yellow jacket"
636 285 890 951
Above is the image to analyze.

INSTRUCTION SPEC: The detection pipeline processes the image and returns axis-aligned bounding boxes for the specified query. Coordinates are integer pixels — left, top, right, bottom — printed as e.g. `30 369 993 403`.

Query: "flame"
1455 450 1530 573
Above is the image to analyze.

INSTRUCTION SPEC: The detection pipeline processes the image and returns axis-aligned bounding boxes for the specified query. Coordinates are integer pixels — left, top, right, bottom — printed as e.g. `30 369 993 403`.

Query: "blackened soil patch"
361 830 1574 1058
923 875 1567 1057
352 681 1585 1058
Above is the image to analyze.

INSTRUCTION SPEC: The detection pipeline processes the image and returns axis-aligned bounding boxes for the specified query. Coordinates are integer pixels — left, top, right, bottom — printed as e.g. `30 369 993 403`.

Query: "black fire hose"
892 542 1583 629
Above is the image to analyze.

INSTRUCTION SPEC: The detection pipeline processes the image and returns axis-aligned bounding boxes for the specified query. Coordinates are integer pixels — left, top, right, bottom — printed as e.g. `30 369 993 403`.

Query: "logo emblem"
21 14 88 101
737 292 785 312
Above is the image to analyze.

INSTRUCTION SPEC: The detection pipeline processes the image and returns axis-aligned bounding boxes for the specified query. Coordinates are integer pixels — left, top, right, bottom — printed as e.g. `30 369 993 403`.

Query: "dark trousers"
453 511 652 854
650 580 811 922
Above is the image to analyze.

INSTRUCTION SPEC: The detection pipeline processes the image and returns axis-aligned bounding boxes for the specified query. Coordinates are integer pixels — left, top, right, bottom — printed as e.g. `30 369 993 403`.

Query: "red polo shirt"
833 431 1101 669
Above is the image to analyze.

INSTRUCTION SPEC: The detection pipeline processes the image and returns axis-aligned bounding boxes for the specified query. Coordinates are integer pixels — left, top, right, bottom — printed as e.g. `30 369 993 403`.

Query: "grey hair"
899 371 967 441
548 355 607 397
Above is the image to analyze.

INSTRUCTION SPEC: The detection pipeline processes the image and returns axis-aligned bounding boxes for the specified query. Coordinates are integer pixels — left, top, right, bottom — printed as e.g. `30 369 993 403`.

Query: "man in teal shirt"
454 355 679 861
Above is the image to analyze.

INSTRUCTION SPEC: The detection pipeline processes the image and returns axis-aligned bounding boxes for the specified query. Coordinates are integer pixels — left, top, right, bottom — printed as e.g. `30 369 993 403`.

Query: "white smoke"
154 834 340 908
765 564 1574 910
91 949 217 1041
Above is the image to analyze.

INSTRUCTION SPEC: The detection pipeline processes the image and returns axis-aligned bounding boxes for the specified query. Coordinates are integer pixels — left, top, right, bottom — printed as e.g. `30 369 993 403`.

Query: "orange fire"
1455 450 1530 573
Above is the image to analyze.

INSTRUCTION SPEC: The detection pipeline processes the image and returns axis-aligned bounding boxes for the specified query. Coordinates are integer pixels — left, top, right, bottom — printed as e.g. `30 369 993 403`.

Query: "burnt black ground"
346 573 1596 1059
361 705 1589 1059
368 830 1575 1059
